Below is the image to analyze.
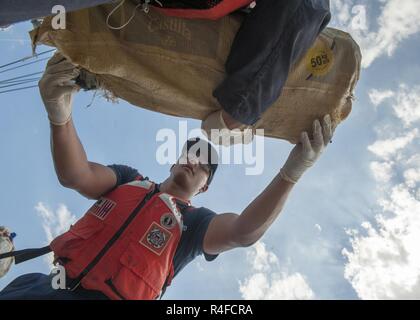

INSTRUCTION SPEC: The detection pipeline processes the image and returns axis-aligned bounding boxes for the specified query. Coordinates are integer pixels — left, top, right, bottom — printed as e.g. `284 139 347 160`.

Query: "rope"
105 0 163 30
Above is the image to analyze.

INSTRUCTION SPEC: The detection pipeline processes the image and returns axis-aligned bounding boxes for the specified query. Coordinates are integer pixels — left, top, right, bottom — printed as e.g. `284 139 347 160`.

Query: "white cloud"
240 272 314 300
392 85 420 127
367 129 417 160
369 89 395 107
239 242 314 300
331 0 420 68
403 154 420 188
404 168 420 189
343 184 420 299
35 202 77 267
343 80 420 299
248 241 279 272
315 224 322 233
370 161 394 183
368 85 420 127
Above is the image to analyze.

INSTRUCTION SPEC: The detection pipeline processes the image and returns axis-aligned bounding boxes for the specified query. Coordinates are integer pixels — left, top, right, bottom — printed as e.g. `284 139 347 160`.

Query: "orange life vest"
50 177 190 300
155 0 254 20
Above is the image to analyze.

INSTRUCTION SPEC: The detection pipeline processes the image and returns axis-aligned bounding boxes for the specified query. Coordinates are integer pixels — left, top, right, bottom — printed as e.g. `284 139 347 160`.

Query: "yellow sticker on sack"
305 40 334 77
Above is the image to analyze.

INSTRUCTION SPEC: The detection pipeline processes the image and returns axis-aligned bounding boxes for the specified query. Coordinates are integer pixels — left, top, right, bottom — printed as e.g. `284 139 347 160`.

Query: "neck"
159 178 193 202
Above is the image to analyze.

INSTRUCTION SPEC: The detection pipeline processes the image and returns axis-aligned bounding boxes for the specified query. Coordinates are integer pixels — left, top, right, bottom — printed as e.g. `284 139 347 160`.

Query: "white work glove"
38 53 80 125
280 114 334 184
0 226 14 279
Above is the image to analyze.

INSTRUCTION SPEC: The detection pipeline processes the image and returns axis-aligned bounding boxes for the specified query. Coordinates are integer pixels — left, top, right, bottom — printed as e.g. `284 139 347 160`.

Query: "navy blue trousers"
214 0 331 125
0 273 108 300
0 0 112 27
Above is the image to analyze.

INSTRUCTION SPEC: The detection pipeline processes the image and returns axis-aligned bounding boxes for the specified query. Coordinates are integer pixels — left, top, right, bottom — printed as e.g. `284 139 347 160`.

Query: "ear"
194 184 208 197
199 184 209 194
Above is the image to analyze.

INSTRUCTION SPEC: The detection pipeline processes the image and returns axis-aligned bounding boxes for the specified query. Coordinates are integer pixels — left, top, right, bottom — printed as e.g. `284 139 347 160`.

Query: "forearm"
234 173 295 245
50 119 91 186
205 116 332 254
41 53 117 198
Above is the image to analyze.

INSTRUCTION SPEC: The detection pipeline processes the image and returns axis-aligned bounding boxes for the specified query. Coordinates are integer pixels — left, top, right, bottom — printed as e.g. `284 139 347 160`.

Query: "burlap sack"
31 1 361 144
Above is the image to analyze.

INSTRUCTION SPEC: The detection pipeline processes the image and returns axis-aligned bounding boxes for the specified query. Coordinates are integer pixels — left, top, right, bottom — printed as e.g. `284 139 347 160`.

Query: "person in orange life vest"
0 54 333 299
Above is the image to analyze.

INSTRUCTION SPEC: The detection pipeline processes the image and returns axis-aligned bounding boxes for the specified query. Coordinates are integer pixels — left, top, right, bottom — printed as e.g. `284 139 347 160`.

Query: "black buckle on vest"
66 277 81 291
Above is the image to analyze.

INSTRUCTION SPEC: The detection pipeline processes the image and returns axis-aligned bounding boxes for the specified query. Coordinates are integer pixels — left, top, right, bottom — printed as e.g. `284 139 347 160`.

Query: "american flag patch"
88 198 116 220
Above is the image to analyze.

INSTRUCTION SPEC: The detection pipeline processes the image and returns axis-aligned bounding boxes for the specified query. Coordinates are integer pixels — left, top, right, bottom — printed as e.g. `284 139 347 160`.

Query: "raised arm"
204 115 334 255
39 53 117 200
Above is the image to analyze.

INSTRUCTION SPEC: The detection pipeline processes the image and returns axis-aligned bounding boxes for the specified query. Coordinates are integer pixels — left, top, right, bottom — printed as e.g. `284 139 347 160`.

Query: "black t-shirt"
108 164 219 277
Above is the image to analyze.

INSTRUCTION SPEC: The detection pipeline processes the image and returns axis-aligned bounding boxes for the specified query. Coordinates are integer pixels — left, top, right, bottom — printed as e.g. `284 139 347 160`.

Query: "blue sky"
1 0 420 300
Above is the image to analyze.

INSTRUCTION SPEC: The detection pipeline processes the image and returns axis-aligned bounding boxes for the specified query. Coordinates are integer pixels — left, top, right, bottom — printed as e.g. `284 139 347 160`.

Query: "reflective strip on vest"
159 193 184 233
126 180 153 189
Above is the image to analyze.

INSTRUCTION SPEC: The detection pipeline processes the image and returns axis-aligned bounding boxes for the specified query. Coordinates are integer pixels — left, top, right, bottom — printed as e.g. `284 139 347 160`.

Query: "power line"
0 71 43 84
0 85 39 94
0 57 50 75
0 49 55 70
0 77 41 85
0 49 57 94
0 77 40 84
0 79 40 89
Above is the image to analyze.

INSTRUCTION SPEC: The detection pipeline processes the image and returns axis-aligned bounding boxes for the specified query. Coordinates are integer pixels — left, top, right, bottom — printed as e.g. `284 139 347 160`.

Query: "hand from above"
38 53 80 125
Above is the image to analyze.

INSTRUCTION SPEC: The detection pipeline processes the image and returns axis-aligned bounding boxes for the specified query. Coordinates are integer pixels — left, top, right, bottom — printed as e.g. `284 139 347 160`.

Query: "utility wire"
0 49 55 70
0 77 41 85
0 71 43 84
0 85 39 94
0 79 40 89
0 57 50 75
0 49 56 94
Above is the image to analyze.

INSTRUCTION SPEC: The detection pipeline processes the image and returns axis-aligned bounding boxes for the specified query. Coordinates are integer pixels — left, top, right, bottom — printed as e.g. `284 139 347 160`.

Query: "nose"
187 154 200 165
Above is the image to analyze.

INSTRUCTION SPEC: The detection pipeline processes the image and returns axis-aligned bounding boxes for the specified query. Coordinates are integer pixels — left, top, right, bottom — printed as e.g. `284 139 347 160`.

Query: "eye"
199 163 211 174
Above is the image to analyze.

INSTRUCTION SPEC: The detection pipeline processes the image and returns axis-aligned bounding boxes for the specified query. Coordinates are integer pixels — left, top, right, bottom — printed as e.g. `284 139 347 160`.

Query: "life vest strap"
0 246 51 265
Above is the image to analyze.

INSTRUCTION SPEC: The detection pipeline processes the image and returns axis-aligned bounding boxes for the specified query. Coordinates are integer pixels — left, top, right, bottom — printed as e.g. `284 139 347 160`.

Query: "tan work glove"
38 53 80 125
280 114 334 184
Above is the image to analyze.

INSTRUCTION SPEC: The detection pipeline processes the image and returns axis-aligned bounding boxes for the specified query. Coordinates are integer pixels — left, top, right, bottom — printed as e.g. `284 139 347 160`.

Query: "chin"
173 171 192 188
